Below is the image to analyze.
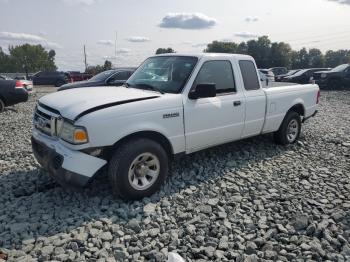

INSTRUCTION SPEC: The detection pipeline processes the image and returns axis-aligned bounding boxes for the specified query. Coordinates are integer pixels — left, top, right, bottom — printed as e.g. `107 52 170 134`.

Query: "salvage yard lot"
0 89 349 261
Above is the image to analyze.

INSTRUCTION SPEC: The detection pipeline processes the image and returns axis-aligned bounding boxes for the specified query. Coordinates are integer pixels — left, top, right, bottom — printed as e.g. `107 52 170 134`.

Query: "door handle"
233 101 241 106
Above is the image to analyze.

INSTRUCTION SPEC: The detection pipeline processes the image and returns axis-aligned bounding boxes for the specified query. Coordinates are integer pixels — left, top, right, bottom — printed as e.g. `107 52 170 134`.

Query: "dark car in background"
282 68 330 84
32 71 72 87
58 68 136 91
313 64 350 89
269 67 288 79
275 69 300 82
0 79 28 112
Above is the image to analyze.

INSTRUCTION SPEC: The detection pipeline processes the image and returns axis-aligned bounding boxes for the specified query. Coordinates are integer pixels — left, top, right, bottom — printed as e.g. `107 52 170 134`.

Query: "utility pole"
83 45 87 72
114 31 117 68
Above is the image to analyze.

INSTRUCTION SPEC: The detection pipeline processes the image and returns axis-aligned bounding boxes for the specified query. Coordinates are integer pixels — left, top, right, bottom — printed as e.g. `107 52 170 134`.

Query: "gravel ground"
0 89 349 262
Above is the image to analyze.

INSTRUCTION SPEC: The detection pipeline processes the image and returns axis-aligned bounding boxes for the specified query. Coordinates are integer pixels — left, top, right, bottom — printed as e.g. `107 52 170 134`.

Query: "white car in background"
259 69 275 82
14 76 33 91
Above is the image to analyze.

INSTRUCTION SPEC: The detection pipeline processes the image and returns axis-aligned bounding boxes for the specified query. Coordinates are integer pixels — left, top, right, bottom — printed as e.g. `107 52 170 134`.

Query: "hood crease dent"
38 87 162 121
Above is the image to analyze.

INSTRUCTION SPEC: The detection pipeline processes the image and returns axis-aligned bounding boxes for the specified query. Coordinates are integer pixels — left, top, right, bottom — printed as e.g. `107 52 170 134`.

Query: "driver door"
183 60 245 152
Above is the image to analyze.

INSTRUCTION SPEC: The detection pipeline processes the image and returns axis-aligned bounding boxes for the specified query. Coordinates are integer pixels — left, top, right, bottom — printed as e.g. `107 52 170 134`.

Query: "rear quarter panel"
262 84 319 133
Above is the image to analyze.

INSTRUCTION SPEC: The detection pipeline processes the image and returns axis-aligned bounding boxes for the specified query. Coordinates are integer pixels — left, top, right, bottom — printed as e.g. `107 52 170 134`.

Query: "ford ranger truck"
32 54 320 200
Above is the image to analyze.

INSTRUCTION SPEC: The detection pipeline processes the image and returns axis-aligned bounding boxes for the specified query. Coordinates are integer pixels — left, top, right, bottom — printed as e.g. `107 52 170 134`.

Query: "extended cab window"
194 60 236 94
239 60 260 91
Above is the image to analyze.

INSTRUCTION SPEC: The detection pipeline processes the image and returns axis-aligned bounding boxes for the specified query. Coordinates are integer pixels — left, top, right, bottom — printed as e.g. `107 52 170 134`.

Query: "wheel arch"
287 103 305 117
110 130 174 159
0 94 7 106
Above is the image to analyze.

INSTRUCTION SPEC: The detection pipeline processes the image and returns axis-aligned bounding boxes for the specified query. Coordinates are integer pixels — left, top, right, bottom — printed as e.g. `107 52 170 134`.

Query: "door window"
194 60 236 94
110 71 129 81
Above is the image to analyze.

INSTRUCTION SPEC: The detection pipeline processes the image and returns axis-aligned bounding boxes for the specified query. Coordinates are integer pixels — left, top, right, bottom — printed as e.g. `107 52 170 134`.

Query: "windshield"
330 64 349 72
292 69 309 77
285 69 299 76
89 70 116 81
126 56 198 94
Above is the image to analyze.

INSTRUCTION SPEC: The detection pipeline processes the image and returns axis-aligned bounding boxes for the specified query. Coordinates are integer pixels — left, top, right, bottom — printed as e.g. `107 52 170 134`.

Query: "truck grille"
34 104 62 137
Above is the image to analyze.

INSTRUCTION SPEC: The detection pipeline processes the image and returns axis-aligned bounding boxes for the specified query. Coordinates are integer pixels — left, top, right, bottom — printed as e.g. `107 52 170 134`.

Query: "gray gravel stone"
0 90 349 261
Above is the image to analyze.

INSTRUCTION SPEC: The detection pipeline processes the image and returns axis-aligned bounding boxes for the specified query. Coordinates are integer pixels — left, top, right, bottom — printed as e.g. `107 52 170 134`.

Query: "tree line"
157 36 350 69
0 44 57 75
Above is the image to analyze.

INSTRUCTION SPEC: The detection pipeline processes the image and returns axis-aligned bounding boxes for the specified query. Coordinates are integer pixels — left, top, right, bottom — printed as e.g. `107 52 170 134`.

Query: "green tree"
269 42 293 68
324 50 350 67
247 36 271 68
308 48 324 68
8 44 57 75
291 48 309 69
204 41 238 53
155 48 175 55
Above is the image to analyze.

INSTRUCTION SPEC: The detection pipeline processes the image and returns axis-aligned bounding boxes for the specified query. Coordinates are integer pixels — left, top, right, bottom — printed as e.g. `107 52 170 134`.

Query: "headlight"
321 73 327 78
59 121 88 144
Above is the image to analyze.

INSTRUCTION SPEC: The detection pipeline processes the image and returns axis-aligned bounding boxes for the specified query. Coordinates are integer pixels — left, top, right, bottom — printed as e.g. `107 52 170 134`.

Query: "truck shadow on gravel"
0 134 297 249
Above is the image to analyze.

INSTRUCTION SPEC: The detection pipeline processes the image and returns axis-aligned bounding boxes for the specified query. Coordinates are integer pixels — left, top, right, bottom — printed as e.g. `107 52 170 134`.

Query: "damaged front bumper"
31 131 107 187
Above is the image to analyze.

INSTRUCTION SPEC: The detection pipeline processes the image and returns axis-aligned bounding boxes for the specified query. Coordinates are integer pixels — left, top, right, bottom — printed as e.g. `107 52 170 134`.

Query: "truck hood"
39 86 161 121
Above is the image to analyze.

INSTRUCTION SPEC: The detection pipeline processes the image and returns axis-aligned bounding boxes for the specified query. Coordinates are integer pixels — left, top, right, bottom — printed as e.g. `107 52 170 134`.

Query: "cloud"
234 31 260 39
0 31 62 49
126 36 150 43
0 31 46 42
97 40 114 46
159 13 217 29
117 48 131 54
327 0 350 4
245 16 259 23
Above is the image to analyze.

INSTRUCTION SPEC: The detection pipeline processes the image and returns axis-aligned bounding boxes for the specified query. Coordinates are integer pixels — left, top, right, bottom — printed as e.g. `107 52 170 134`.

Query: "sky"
0 0 349 71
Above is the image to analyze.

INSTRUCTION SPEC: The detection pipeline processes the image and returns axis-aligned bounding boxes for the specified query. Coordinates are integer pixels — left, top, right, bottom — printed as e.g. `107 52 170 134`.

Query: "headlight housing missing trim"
59 120 88 145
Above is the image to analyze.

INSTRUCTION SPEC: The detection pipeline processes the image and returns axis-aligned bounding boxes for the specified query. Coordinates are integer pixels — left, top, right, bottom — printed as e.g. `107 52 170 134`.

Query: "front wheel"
0 98 5 112
108 138 169 200
274 111 301 145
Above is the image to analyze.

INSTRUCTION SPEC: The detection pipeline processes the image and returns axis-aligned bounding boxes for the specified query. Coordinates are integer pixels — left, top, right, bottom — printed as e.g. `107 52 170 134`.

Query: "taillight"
15 80 23 88
316 90 320 104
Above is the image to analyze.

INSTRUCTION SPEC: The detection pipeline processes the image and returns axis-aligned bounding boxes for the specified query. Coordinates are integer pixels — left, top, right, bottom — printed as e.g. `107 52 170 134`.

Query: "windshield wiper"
123 83 131 88
134 83 165 94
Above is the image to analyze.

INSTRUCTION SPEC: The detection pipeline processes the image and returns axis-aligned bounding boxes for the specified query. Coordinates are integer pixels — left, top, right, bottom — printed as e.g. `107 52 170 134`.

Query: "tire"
0 98 5 113
274 111 301 145
108 138 169 200
55 80 65 87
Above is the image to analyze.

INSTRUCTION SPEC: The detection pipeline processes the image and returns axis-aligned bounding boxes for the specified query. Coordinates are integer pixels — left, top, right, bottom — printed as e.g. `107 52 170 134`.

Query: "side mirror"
189 83 216 99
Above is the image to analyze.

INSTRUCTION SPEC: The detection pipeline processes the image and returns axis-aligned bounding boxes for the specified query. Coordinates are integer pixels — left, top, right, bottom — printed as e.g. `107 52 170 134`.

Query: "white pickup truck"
32 53 319 199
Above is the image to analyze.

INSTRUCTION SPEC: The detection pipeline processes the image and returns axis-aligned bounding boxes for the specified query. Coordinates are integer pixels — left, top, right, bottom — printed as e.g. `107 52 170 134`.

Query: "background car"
259 69 275 82
67 71 93 82
269 67 288 79
275 69 300 82
13 76 33 91
0 79 28 112
32 71 72 87
313 64 350 89
282 68 330 84
58 68 136 91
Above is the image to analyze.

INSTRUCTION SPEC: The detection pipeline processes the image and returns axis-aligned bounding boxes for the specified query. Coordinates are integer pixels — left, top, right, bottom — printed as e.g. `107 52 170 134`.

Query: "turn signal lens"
74 129 88 143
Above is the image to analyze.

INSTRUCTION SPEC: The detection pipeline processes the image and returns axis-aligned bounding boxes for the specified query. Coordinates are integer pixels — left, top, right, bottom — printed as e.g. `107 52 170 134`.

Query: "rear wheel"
0 98 5 112
55 80 65 87
108 138 169 200
274 111 301 145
